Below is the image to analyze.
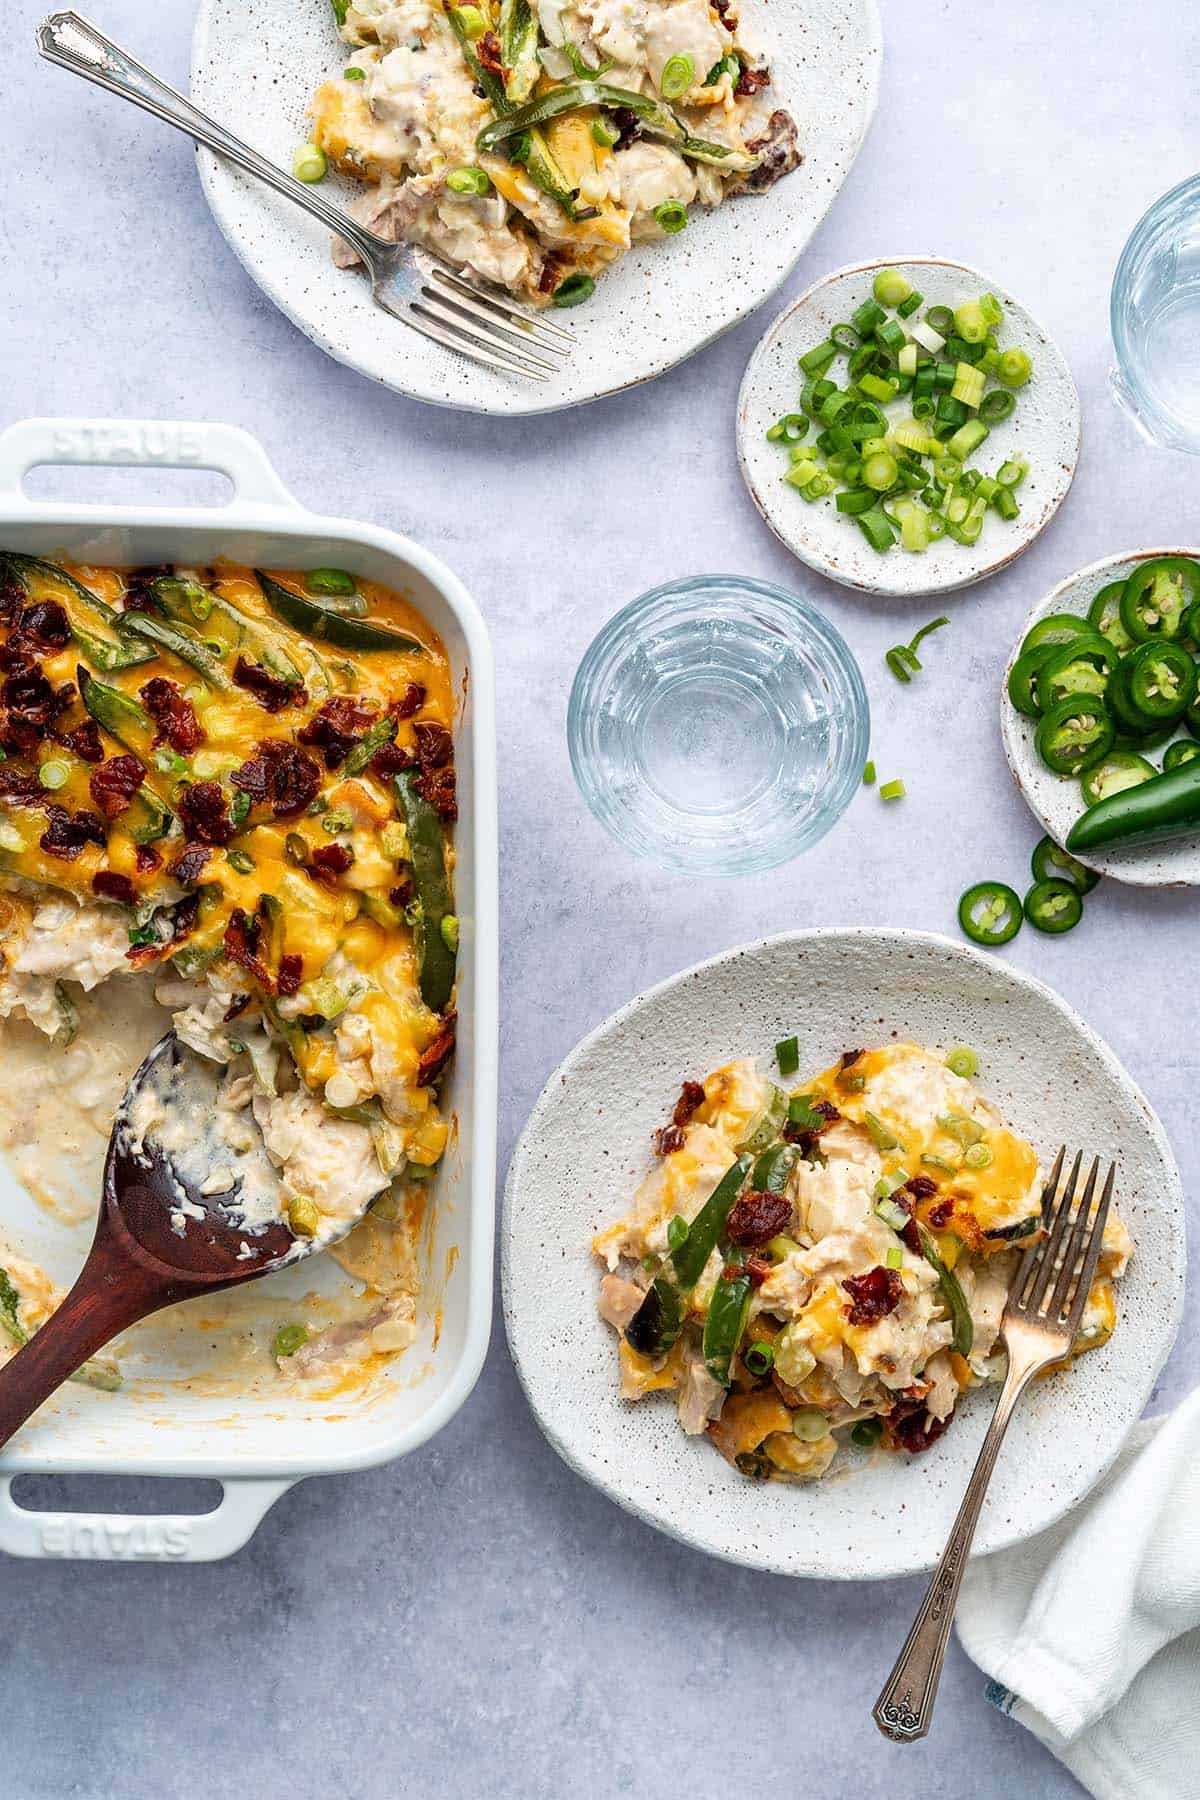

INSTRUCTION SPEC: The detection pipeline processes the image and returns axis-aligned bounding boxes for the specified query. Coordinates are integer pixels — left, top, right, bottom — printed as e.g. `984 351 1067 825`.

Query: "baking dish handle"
0 1472 295 1561
0 417 299 512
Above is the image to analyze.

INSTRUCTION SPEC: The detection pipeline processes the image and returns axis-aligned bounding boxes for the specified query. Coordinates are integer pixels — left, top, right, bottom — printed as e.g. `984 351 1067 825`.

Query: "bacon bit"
842 1265 903 1326
169 843 211 885
537 257 562 297
91 869 135 905
417 1012 456 1086
389 876 413 907
476 29 502 71
222 908 273 991
0 576 24 624
390 682 425 721
713 0 738 26
307 842 353 886
223 992 252 1021
233 657 304 715
297 695 378 769
126 892 199 966
884 1398 952 1455
414 721 453 769
416 761 457 821
140 677 204 753
120 567 170 613
904 1174 938 1201
744 1254 772 1287
734 62 770 95
0 768 47 805
231 740 321 818
1 665 74 752
38 805 106 862
370 742 417 779
135 843 162 874
839 1048 864 1071
89 754 145 820
672 1080 706 1128
56 717 104 763
276 955 303 997
726 1189 793 1248
653 1124 686 1156
178 779 235 846
17 602 71 651
927 1198 954 1229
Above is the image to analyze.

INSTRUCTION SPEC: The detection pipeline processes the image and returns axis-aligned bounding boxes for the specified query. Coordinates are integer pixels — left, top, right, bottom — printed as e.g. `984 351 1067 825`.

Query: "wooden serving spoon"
0 1031 337 1449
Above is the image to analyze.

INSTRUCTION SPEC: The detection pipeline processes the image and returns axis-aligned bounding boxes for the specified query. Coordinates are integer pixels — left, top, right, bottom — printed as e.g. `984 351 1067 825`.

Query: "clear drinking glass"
567 574 869 877
1111 173 1200 452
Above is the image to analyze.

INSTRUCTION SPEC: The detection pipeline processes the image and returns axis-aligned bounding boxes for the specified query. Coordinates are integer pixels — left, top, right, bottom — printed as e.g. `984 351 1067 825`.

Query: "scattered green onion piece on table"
879 779 905 801
862 760 876 784
293 143 327 183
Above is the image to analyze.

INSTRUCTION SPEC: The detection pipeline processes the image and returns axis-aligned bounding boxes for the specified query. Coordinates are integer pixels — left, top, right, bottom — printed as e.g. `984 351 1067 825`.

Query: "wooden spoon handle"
0 1216 172 1452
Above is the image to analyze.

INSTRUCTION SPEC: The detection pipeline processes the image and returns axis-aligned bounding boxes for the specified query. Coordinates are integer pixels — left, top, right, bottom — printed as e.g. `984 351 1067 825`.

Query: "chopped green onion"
979 389 1016 423
776 1035 799 1076
591 116 620 148
305 567 356 595
787 1094 824 1130
274 1324 309 1358
861 450 899 491
964 1143 993 1169
293 143 328 183
440 913 459 953
951 361 986 409
862 760 876 785
653 199 688 235
996 457 1028 487
830 323 859 352
446 165 491 195
859 371 899 404
896 290 923 319
451 4 488 36
879 779 906 801
992 485 1019 521
667 1214 689 1251
851 298 886 337
945 1045 979 1079
997 348 1032 388
792 1407 830 1442
872 268 913 307
925 305 955 334
743 1341 775 1377
227 849 256 874
857 505 895 553
865 1110 901 1151
875 1196 910 1231
344 65 366 80
886 1246 904 1270
979 291 1004 326
660 52 694 98
552 273 595 308
799 339 838 376
38 758 70 790
953 299 988 344
947 419 989 461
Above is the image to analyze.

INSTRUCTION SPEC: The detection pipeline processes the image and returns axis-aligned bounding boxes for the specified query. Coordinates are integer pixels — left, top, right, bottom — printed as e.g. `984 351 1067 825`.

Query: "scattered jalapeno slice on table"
1164 739 1200 771
1035 696 1114 775
1024 878 1083 934
1119 557 1200 642
958 881 1023 945
1087 580 1135 653
1080 750 1157 807
1030 834 1099 893
1125 639 1197 721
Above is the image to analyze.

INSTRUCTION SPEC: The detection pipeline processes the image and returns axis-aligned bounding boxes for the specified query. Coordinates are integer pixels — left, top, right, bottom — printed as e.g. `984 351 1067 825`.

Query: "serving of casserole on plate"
0 418 497 1561
504 929 1184 1578
191 0 882 411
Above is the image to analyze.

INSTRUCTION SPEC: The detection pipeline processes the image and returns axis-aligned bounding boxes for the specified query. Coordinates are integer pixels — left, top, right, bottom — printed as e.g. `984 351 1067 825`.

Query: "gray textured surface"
2 0 1196 1794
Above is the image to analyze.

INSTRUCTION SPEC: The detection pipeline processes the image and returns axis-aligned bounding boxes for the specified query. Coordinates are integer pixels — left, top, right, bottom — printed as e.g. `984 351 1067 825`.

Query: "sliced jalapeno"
1019 613 1095 657
257 571 425 654
1007 645 1055 717
1126 639 1196 721
1119 556 1200 642
1036 639 1113 710
1023 878 1083 934
1079 750 1156 807
1164 739 1200 771
958 881 1022 946
1030 834 1100 893
1087 580 1135 654
1035 697 1114 775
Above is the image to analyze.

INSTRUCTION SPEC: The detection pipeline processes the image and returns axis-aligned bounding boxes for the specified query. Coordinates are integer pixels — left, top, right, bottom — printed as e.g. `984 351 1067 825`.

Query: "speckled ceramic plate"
189 0 881 415
737 258 1081 595
503 929 1184 1580
1002 549 1200 889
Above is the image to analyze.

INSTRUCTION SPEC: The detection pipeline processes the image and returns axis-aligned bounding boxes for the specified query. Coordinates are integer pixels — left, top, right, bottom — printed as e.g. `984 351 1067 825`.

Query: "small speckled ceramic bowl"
737 257 1081 596
1001 548 1200 888
503 929 1184 1579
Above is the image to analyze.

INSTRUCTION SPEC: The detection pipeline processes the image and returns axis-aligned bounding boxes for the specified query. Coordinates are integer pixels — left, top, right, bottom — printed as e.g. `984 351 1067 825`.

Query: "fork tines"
377 264 574 381
1008 1147 1117 1333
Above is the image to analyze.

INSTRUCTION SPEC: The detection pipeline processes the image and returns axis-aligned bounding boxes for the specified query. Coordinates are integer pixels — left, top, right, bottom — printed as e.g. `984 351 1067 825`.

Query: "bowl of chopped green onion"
737 257 1080 596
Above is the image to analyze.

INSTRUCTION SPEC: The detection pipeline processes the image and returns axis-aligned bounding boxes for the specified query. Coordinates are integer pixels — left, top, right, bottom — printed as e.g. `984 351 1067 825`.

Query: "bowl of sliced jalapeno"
1001 549 1200 887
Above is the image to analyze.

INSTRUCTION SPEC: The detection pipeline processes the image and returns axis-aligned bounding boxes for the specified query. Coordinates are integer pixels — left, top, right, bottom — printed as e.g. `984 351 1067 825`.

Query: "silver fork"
873 1147 1117 1742
36 10 573 381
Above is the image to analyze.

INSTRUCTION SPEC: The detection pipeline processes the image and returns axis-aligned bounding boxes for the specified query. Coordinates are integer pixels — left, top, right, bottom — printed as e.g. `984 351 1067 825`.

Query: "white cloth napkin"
955 1385 1200 1800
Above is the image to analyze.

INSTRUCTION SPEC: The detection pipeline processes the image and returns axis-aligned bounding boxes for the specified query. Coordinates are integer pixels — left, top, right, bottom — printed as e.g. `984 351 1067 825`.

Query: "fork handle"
36 10 390 270
872 1351 1039 1742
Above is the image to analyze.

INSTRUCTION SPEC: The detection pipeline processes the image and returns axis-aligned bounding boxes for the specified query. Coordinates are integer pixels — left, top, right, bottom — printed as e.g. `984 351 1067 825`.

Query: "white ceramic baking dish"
0 417 497 1559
